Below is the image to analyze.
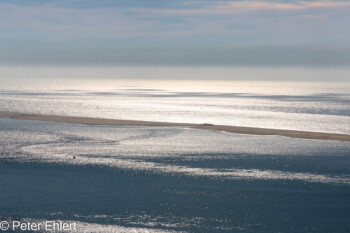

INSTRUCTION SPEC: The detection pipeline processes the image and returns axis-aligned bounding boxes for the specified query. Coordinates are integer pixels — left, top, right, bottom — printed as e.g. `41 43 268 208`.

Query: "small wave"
20 144 350 185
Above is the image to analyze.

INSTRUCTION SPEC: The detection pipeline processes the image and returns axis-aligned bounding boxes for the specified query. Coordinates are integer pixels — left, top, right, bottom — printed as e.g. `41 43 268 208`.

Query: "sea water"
0 78 350 232
0 118 350 232
0 78 349 133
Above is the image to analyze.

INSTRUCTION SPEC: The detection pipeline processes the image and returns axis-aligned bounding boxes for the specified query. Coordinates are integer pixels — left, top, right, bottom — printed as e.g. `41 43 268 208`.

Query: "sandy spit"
1 111 350 142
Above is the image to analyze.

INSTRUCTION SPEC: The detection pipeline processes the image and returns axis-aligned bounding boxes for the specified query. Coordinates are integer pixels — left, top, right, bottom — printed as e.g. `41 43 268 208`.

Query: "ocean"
0 78 350 232
0 78 349 133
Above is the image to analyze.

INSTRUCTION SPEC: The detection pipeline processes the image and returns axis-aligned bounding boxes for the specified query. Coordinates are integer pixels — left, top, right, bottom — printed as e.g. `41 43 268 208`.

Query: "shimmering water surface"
1 79 350 232
1 118 350 232
0 79 350 133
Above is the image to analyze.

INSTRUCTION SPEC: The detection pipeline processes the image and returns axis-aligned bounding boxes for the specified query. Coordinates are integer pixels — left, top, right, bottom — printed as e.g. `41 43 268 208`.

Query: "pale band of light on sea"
0 76 349 134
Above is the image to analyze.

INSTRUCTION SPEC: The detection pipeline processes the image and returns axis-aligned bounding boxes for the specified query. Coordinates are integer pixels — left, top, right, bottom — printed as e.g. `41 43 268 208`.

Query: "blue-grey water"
1 118 350 232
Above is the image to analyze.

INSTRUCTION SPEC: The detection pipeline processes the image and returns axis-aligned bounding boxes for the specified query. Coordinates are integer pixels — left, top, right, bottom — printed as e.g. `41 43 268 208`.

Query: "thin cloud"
131 0 350 16
0 0 349 48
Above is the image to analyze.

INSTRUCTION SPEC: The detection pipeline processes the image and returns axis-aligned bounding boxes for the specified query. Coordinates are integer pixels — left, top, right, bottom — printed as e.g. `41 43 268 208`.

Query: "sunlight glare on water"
0 78 349 134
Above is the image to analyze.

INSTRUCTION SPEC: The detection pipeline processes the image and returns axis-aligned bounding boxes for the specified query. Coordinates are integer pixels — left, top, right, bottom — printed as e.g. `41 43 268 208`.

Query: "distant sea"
0 78 349 133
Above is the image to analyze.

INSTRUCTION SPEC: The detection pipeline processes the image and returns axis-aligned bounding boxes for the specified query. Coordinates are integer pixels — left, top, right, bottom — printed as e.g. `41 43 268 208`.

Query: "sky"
0 0 350 77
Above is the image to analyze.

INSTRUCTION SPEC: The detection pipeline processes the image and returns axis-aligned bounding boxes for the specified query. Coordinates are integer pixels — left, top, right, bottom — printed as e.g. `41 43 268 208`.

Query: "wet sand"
1 111 350 142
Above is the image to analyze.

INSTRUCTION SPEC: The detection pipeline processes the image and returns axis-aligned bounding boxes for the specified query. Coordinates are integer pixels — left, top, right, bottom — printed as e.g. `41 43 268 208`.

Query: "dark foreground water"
0 118 350 232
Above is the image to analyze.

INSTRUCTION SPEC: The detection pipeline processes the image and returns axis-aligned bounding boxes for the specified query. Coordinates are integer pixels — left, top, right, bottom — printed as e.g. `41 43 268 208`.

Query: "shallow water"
1 118 350 232
0 79 349 134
